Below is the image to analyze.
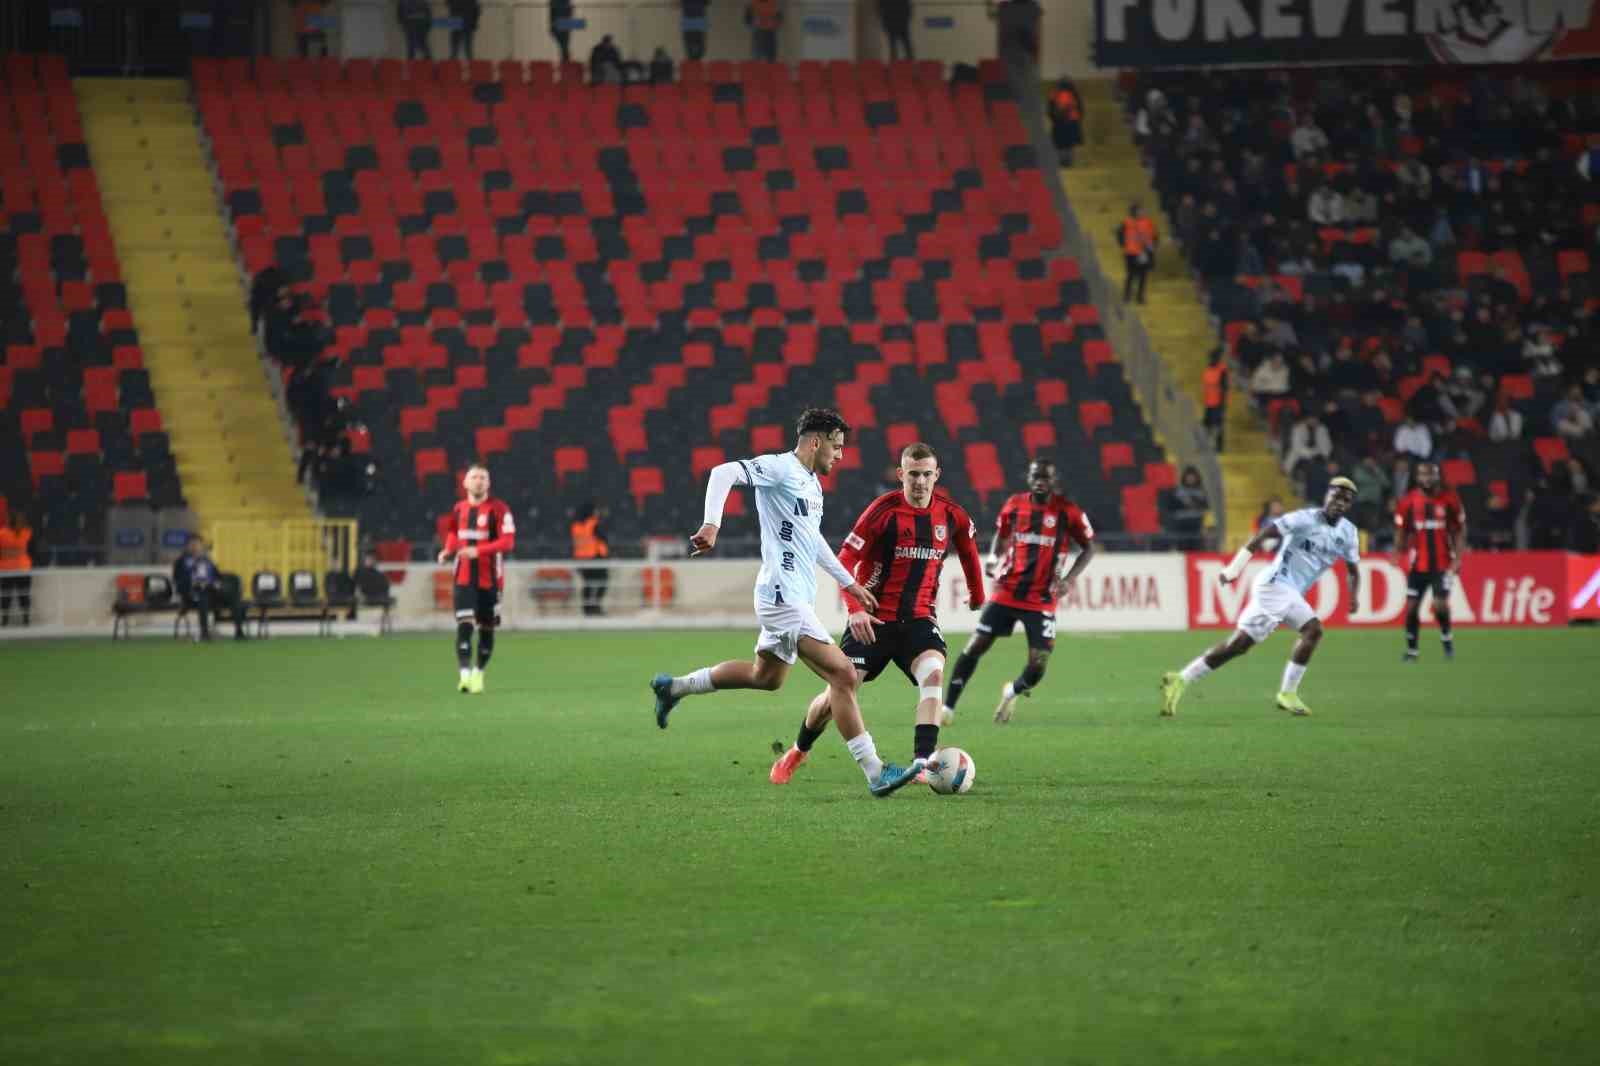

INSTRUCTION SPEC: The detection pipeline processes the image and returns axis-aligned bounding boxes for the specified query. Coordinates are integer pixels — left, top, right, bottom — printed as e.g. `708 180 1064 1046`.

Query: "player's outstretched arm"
694 461 749 555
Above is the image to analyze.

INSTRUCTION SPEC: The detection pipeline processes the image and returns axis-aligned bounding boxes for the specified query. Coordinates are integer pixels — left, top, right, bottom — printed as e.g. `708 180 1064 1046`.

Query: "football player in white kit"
1161 478 1361 717
650 408 927 797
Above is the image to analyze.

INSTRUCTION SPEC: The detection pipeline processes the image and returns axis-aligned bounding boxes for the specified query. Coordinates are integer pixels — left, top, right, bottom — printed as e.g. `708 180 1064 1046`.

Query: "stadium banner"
924 552 1190 634
8 555 1188 638
1186 551 1571 629
1566 554 1600 621
1094 0 1600 68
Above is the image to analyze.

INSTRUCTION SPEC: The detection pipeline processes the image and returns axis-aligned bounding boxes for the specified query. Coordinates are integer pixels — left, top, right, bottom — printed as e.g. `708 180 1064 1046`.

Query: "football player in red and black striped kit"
769 443 986 784
943 457 1097 724
438 463 516 693
1394 461 1465 662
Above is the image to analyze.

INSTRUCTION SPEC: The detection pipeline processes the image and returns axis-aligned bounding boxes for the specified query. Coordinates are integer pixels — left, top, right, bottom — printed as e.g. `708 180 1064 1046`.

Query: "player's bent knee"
1300 619 1324 642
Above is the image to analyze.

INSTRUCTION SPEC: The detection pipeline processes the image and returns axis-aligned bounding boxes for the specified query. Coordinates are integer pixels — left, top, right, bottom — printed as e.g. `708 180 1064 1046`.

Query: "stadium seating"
1123 65 1600 543
195 56 1172 547
2 54 183 557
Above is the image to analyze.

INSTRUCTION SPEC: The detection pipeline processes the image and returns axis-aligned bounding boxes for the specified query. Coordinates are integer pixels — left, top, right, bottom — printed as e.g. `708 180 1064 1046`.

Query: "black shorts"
840 617 948 684
1406 570 1454 600
976 602 1056 650
454 583 501 626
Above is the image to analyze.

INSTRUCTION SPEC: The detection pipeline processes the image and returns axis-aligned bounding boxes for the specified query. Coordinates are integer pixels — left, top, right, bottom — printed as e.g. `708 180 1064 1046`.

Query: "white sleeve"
808 523 855 588
702 462 744 529
1344 527 1361 565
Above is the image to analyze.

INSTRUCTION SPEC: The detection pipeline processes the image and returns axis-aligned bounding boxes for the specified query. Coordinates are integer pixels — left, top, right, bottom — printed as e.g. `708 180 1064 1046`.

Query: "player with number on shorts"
1394 461 1466 663
648 408 925 798
941 457 1097 725
1161 478 1361 718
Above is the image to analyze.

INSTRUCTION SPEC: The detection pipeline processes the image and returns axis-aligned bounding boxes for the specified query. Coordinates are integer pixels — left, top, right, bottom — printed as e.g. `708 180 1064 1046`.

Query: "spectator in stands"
1345 184 1379 225
1427 205 1456 250
1443 367 1487 423
249 264 286 335
0 511 32 627
1308 181 1344 225
1348 390 1387 451
355 550 395 608
570 501 610 616
1250 351 1290 404
1487 393 1524 442
879 0 914 61
1570 493 1600 554
1407 372 1452 426
1394 413 1433 460
447 0 481 60
1236 233 1264 276
1282 410 1332 477
589 34 623 82
1350 453 1390 533
1482 487 1517 550
1049 78 1082 167
1522 327 1562 378
1118 203 1158 304
549 0 574 63
1325 345 1371 394
265 284 327 369
650 47 674 85
293 1 329 58
1290 113 1329 161
1202 347 1227 450
397 0 433 60
1162 467 1209 550
1527 470 1578 549
1395 158 1431 198
748 0 781 61
1255 499 1286 553
1388 224 1433 282
1178 113 1219 160
1553 384 1596 441
1277 243 1316 276
681 0 708 61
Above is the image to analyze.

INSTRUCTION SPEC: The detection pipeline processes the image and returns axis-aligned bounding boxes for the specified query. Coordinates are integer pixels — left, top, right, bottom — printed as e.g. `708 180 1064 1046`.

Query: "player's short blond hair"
900 442 937 464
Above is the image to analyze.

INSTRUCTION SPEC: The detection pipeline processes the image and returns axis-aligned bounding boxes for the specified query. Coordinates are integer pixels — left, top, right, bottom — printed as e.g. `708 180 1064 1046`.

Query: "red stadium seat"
1078 401 1112 437
1100 442 1134 478
1021 421 1056 456
691 446 725 480
1440 458 1476 486
630 466 665 511
750 424 786 454
414 447 449 484
1144 462 1178 489
112 471 149 503
1532 436 1569 472
963 442 1005 496
554 445 589 480
1120 484 1161 535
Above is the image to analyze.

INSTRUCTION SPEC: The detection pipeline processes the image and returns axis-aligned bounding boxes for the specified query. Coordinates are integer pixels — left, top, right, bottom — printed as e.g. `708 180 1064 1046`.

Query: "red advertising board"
1187 552 1572 629
1567 554 1600 621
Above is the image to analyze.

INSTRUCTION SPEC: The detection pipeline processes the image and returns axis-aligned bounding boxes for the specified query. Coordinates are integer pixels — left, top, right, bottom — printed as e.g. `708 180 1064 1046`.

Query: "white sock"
1179 656 1212 683
460 667 471 682
1281 662 1306 693
670 667 715 697
845 732 885 783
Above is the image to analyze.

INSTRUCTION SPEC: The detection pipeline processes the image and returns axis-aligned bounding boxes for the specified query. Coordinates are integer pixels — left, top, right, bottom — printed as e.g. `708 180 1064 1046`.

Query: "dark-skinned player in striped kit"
769 442 987 784
1394 461 1466 662
942 457 1098 725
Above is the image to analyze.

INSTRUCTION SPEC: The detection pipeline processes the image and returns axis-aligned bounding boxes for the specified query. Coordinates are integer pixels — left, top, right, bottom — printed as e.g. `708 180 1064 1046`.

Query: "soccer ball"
926 747 975 795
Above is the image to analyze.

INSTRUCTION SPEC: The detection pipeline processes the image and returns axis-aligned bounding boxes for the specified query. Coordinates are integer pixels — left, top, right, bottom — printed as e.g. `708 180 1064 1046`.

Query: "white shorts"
1235 581 1318 643
753 600 832 664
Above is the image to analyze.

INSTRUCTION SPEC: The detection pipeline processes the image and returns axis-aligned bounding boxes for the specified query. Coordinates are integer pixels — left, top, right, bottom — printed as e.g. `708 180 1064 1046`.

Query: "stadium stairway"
1063 79 1290 540
74 78 307 526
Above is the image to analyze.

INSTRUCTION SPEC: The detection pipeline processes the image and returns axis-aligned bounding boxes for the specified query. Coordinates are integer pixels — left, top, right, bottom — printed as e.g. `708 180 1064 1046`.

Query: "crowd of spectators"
1128 66 1600 552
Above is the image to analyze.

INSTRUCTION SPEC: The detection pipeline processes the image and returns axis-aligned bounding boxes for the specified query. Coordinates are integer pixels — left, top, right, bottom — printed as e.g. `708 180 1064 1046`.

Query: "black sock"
1013 659 1046 695
946 652 978 709
456 621 474 669
1404 605 1420 652
914 723 938 760
476 626 495 669
795 720 823 753
1438 612 1453 644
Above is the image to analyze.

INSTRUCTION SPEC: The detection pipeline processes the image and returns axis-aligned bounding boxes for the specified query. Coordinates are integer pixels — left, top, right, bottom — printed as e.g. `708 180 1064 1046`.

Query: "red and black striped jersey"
1394 488 1465 573
990 492 1094 612
837 488 986 622
444 497 516 590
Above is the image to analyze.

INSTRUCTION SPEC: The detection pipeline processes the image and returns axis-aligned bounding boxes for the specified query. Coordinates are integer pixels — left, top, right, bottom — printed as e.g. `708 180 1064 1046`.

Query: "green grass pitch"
3 628 1597 1065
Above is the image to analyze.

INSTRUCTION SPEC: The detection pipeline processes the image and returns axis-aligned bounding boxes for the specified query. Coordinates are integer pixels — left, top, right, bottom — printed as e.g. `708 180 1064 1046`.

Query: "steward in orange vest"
1049 79 1082 166
1117 203 1158 304
0 512 33 627
1202 347 1229 450
571 502 611 616
748 0 782 60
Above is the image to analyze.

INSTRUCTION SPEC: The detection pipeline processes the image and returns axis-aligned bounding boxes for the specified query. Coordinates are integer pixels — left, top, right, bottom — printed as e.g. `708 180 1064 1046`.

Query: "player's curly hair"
795 407 850 440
